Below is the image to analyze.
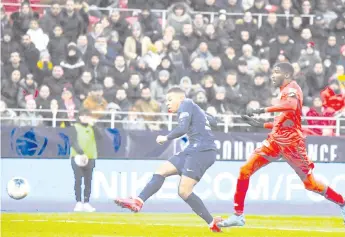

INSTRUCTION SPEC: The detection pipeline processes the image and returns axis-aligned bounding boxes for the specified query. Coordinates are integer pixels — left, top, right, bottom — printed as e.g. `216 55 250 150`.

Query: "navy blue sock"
138 174 165 202
184 193 213 225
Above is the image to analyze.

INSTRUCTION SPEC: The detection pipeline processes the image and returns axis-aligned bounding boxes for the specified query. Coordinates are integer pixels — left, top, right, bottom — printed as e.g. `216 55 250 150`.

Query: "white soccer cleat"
83 203 96 212
341 205 345 225
74 202 84 212
217 214 246 228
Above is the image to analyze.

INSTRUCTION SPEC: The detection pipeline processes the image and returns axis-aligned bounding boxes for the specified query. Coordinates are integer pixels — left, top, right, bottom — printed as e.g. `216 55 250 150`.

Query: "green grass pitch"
1 213 344 237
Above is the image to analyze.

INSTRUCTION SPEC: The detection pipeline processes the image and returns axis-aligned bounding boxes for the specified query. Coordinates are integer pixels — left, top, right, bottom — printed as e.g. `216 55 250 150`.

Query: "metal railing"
1 108 344 135
1 2 337 28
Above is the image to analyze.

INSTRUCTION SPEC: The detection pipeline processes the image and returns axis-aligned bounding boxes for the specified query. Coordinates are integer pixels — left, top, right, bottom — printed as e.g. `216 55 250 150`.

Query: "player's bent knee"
155 161 178 177
178 186 192 200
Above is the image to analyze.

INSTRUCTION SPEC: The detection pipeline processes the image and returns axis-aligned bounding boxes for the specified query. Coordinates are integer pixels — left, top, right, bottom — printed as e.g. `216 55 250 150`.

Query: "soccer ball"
7 177 30 200
74 154 89 167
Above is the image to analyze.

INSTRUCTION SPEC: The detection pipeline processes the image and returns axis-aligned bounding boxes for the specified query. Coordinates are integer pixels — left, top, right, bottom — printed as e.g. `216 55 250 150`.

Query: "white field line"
4 219 345 233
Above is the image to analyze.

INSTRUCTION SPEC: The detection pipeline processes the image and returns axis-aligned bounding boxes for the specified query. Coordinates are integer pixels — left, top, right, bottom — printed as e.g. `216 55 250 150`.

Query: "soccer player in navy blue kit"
115 87 223 232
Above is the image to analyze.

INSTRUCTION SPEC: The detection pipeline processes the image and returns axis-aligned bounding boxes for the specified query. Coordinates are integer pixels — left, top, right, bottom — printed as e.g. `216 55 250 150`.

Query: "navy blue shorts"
168 150 217 181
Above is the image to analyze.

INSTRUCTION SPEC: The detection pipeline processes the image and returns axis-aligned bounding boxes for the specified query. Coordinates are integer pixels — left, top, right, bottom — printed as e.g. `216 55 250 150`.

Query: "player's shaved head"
166 87 186 113
167 86 186 96
273 62 294 78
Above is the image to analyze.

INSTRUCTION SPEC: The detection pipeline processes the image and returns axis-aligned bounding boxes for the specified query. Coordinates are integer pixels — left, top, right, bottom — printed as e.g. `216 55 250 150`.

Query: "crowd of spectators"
0 0 345 135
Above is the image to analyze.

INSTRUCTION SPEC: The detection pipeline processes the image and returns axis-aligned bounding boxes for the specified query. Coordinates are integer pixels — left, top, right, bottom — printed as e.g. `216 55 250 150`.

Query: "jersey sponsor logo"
179 112 189 119
287 88 297 97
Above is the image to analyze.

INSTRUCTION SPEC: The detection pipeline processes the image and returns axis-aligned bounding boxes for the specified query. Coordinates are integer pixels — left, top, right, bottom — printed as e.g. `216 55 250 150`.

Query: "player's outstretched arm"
241 115 273 130
167 111 192 140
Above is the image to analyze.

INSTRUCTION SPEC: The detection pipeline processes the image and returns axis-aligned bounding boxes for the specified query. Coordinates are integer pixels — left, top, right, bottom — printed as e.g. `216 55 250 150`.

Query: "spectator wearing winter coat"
60 0 85 42
138 6 162 42
306 96 336 136
0 100 17 125
109 10 130 44
320 35 341 64
268 28 295 66
60 43 85 84
210 86 230 114
202 24 224 56
115 89 132 111
201 75 217 103
124 23 152 62
21 34 40 74
16 95 44 127
107 31 123 62
103 76 118 103
43 66 70 99
257 12 279 42
74 70 93 101
190 42 213 72
150 70 173 104
179 76 195 98
36 85 52 111
39 2 62 35
107 55 130 88
168 39 189 78
166 3 192 37
76 35 94 64
48 25 68 66
135 59 155 87
3 51 29 81
1 29 22 65
17 74 39 108
239 44 260 77
155 56 179 85
250 73 272 106
193 88 208 110
10 2 39 42
206 57 226 86
292 62 312 105
59 86 81 127
297 41 322 74
306 62 327 96
26 19 50 52
87 53 109 84
178 24 200 54
275 0 299 28
221 46 238 72
1 70 21 108
123 73 144 104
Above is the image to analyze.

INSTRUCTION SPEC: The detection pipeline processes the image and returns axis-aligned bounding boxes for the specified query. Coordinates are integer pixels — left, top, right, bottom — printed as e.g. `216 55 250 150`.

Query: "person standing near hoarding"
70 107 101 212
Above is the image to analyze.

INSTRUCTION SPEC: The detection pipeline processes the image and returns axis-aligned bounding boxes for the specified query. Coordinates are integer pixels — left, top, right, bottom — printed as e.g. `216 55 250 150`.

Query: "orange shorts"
254 137 314 179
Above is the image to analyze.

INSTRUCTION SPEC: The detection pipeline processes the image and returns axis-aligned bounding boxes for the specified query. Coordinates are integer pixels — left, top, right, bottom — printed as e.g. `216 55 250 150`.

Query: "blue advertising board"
1 159 345 215
1 126 345 162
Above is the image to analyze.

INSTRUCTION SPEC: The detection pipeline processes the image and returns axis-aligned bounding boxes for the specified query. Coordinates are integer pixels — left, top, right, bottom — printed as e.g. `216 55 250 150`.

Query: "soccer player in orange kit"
218 62 345 228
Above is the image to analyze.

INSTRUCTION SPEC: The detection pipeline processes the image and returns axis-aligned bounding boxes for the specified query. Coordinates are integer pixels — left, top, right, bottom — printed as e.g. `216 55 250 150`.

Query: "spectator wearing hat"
124 22 152 62
59 86 81 127
1 70 21 108
268 28 295 65
74 70 94 101
61 43 85 84
17 73 39 108
338 45 345 69
48 25 68 66
150 70 173 104
310 14 328 47
179 76 195 98
155 56 178 85
167 3 192 37
298 41 322 74
83 84 108 120
16 95 43 127
115 88 132 111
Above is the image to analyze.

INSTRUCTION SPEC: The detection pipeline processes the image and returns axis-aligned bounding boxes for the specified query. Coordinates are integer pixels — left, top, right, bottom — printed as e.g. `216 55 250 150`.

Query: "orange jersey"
268 81 304 145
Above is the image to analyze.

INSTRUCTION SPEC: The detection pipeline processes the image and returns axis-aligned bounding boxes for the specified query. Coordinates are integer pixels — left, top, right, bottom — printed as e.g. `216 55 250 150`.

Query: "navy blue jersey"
167 99 217 152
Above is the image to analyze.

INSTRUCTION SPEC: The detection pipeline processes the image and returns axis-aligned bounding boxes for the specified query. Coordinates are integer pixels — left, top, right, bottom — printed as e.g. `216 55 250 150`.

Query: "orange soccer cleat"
114 197 143 213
